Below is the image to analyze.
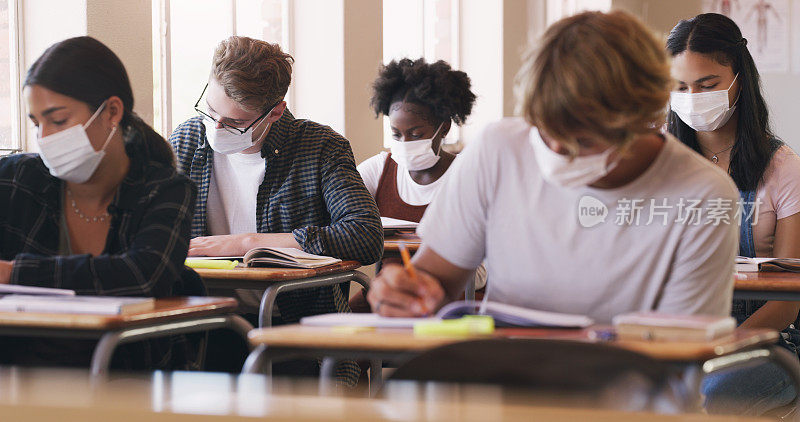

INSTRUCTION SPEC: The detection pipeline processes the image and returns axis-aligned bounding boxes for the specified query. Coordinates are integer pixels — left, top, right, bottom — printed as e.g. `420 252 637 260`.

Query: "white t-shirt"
418 118 739 323
207 150 266 236
358 151 451 206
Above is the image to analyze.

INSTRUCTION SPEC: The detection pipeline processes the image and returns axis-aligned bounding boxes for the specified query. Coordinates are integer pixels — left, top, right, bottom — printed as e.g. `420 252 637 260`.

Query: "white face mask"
529 127 619 188
202 105 275 155
670 73 739 132
389 123 444 171
38 101 117 184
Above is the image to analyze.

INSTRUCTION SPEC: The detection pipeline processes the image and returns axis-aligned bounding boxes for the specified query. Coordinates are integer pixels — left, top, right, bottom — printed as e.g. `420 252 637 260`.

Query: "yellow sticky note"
185 259 239 270
414 315 495 336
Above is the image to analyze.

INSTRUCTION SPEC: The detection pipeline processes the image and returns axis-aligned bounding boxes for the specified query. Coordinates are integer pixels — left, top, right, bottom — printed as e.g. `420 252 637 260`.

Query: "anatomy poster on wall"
703 0 791 73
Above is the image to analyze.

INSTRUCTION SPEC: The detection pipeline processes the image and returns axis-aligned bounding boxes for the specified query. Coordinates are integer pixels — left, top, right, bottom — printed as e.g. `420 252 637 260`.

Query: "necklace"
66 187 110 223
706 144 734 164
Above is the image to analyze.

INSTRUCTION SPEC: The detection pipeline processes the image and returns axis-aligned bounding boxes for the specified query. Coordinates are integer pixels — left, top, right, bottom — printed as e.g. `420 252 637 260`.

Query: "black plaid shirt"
169 111 382 322
0 132 198 369
1 144 195 296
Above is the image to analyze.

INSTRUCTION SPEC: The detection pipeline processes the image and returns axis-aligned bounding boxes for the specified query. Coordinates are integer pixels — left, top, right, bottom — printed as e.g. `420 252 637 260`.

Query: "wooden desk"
0 297 252 376
243 324 784 398
734 271 800 301
194 262 369 327
246 324 778 364
0 367 772 421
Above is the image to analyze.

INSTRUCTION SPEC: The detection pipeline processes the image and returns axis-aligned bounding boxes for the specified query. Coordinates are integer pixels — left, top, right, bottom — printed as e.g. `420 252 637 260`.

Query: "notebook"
736 256 800 272
187 247 341 269
301 300 594 329
0 295 155 315
381 217 418 235
612 312 736 342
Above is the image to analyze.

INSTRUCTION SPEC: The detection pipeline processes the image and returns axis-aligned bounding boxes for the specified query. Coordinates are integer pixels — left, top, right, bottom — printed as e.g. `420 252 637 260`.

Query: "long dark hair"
24 36 175 167
666 13 778 191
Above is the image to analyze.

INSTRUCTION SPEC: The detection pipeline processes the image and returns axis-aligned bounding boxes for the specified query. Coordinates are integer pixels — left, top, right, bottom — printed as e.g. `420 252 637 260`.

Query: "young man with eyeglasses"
169 37 382 380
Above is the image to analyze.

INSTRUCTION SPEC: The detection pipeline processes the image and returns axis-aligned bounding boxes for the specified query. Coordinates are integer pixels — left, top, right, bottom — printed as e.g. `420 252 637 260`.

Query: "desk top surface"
194 261 361 282
0 296 237 330
248 324 778 362
735 271 800 291
383 233 421 252
0 368 770 422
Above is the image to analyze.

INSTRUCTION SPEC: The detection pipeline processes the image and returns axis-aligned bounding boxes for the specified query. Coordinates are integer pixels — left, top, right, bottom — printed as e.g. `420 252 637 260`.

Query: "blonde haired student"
366 11 738 325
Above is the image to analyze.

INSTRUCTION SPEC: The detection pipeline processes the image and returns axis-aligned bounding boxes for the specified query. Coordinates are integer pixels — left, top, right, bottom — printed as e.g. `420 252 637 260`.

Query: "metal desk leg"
242 344 271 375
257 271 371 328
319 356 337 395
90 314 254 377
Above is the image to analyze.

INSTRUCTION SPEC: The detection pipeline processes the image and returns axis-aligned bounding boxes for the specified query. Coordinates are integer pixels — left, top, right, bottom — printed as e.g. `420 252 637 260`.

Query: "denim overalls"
733 189 800 354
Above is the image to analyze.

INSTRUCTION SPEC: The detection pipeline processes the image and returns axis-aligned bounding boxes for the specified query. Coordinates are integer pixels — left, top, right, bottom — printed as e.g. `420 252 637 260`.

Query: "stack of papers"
0 295 155 315
381 217 418 235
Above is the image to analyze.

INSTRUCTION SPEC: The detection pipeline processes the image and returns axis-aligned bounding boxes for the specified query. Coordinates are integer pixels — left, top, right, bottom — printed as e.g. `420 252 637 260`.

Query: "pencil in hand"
398 242 429 316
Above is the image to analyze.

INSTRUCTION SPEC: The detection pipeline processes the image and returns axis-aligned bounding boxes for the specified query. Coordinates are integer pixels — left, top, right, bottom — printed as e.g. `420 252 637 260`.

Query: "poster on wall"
703 0 791 73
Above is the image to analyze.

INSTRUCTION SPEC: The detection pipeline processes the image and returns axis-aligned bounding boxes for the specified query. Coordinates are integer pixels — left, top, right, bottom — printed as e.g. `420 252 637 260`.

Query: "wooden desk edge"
0 297 239 330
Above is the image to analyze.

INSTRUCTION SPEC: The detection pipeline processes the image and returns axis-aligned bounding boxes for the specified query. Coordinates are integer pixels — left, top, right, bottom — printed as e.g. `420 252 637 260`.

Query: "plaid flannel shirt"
169 110 383 323
0 131 198 369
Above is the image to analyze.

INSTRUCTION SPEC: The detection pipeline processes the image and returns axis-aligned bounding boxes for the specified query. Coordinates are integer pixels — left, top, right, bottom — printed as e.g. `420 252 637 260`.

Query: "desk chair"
384 338 689 412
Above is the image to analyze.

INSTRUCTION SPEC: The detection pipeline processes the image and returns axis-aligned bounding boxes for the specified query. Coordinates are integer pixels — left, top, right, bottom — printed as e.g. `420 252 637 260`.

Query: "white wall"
291 0 345 134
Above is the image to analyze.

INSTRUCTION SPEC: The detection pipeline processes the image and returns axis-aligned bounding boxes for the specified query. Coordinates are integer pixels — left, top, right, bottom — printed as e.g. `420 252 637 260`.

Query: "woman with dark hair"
0 36 199 369
350 58 484 311
668 13 800 415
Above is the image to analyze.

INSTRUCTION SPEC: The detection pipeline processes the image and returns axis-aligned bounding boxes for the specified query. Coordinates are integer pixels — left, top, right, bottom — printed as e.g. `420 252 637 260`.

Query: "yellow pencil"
398 242 428 315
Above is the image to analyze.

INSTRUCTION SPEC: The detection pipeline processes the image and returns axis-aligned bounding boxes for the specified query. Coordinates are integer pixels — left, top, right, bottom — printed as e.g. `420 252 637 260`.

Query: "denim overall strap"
732 190 763 325
738 190 757 258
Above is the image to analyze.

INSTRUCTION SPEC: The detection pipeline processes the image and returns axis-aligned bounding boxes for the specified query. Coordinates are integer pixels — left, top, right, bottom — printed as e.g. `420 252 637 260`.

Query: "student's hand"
367 264 445 317
0 260 12 284
188 234 253 257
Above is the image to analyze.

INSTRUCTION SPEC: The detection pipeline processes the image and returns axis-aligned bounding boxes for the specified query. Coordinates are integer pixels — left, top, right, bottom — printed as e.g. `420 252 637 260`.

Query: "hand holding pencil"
367 242 445 317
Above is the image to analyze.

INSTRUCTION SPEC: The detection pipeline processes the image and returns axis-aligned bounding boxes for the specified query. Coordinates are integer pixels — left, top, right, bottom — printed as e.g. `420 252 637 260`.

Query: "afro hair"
370 58 476 125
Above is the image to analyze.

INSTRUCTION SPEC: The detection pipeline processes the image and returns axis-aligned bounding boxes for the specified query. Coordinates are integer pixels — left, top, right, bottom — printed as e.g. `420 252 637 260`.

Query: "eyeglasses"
194 84 279 135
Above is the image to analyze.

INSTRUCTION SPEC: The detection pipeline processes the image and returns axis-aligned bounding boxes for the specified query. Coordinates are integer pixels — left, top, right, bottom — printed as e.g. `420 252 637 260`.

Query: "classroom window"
381 0 460 147
546 0 611 24
0 0 22 156
153 0 289 136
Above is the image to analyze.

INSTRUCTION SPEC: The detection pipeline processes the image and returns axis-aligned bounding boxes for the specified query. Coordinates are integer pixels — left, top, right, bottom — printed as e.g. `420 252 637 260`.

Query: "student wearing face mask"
0 37 199 369
357 58 475 222
367 11 738 330
668 13 800 416
169 36 381 382
350 58 485 312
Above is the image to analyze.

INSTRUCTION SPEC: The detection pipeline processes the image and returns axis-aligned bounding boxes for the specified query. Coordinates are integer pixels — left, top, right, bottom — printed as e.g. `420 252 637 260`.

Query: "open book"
381 217 418 235
301 300 594 329
186 247 342 269
736 256 800 272
0 295 155 315
242 247 341 269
